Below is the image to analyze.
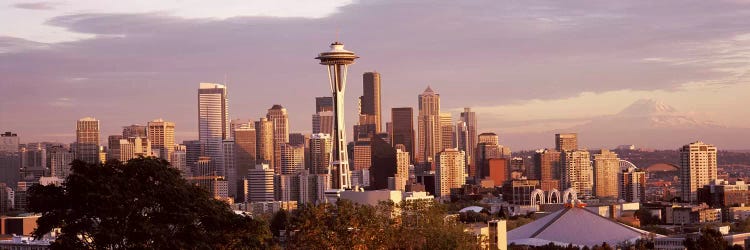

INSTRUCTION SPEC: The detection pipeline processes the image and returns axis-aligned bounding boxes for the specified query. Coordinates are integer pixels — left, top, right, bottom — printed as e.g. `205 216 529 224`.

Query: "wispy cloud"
12 2 58 10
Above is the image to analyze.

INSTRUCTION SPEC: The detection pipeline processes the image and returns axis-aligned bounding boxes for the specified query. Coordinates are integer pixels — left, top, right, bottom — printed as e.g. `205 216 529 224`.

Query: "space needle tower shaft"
316 42 359 189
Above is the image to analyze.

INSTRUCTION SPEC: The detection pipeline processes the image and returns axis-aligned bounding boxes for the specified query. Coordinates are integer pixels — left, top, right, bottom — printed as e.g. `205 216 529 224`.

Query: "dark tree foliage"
285 199 483 250
684 227 732 250
27 158 271 249
634 207 660 226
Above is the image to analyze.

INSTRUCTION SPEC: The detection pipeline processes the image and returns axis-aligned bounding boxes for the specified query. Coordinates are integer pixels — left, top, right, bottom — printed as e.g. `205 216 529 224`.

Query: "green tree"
27 158 271 249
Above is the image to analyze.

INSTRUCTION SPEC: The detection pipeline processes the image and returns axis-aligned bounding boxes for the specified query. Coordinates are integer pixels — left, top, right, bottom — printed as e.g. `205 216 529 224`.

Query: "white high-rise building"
198 83 230 178
170 145 189 178
593 149 620 198
280 143 304 175
562 150 593 198
680 141 718 202
246 163 275 202
436 148 465 198
309 133 332 175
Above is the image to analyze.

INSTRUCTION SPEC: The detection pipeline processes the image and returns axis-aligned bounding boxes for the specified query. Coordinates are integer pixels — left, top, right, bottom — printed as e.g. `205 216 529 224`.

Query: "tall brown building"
475 132 501 180
75 117 100 164
362 72 381 133
555 133 578 152
534 149 561 191
254 118 274 169
391 107 414 163
593 149 620 198
439 113 454 151
267 105 289 174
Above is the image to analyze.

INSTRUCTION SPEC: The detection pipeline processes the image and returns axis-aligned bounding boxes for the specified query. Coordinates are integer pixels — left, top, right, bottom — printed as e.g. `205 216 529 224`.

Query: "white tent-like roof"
508 206 661 247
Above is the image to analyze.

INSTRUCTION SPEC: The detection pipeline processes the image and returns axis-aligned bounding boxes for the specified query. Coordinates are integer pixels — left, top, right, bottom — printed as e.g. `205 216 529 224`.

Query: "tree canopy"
27 157 271 249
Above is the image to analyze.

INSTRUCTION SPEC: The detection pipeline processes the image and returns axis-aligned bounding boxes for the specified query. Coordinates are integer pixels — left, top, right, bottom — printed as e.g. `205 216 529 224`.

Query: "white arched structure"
562 188 577 204
619 160 638 171
531 189 546 205
547 189 561 204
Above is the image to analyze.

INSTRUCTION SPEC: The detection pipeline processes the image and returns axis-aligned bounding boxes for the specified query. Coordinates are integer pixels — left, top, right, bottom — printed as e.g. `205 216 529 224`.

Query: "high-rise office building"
75 117 100 164
147 119 175 161
562 150 593 198
439 113 454 151
309 133 332 175
277 170 330 204
170 145 189 178
198 83 230 178
316 41 357 189
436 148 465 197
417 86 441 165
475 132 501 180
487 158 508 186
0 132 20 189
312 111 334 135
555 133 578 152
246 163 275 202
620 165 646 202
280 143 304 175
122 124 147 138
680 141 718 202
184 140 202 176
289 133 306 147
392 148 410 191
353 140 372 171
109 137 147 163
459 108 477 171
362 72 382 133
391 107 414 164
19 144 46 182
233 122 256 195
267 105 289 175
222 139 236 199
593 149 620 198
369 136 396 190
534 149 561 191
49 145 73 179
315 96 333 113
255 118 274 167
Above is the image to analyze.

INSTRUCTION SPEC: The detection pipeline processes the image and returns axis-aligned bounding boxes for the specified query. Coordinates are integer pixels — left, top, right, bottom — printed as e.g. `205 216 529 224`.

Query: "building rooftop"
508 206 661 247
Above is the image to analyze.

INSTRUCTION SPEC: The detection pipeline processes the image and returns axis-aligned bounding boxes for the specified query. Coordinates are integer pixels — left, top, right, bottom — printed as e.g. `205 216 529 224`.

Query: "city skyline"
3 0 750 150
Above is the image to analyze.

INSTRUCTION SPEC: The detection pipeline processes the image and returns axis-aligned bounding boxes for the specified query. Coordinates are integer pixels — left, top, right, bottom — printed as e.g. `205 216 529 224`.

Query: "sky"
1 0 750 150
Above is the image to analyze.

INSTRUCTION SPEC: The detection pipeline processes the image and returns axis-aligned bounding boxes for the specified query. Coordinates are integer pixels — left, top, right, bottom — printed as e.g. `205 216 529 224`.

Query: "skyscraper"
439 113 454 151
593 149 620 198
370 135 397 190
255 118 274 168
316 41 358 189
417 86 441 165
680 141 718 202
362 72 382 133
312 111 333 135
170 145 189 178
459 108 477 171
184 140 202 176
315 96 333 113
562 150 593 198
147 119 175 161
393 148 410 191
246 163 275 202
49 145 73 179
233 122 256 201
267 105 289 175
436 148 465 197
0 132 20 189
620 165 646 202
122 124 147 138
555 133 578 152
222 139 236 200
309 133 332 175
75 117 100 164
534 149 561 191
198 83 230 178
475 132 502 180
353 140 372 171
391 107 414 163
280 143 304 175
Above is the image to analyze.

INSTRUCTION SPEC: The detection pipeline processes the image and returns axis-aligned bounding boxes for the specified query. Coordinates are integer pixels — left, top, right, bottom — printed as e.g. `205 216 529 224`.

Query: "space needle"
316 41 358 190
